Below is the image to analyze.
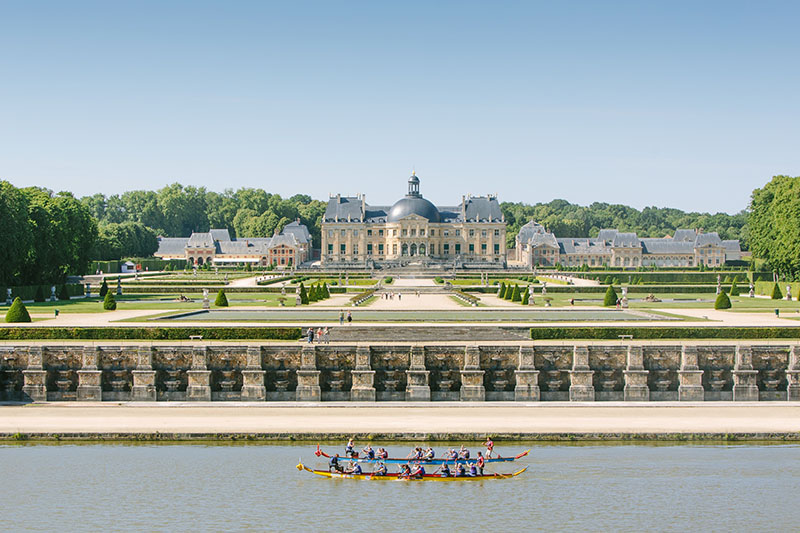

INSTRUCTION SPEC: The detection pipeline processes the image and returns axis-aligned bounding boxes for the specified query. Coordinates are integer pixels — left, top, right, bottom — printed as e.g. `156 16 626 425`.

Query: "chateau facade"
515 221 741 268
321 173 507 267
155 221 311 267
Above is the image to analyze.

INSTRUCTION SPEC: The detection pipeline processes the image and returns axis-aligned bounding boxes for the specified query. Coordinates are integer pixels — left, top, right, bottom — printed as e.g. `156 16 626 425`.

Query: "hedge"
463 285 730 295
0 327 303 341
0 284 84 302
530 327 800 340
571 272 771 284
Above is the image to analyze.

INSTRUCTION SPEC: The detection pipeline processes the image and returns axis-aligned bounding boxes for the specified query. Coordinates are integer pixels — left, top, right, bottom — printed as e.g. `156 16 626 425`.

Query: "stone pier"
22 346 47 402
351 346 376 401
460 346 485 401
733 345 759 402
789 346 800 402
77 346 102 401
132 346 156 401
187 347 211 401
569 346 594 401
678 345 704 401
296 346 321 401
241 346 266 401
623 346 649 402
406 346 430 401
514 346 539 401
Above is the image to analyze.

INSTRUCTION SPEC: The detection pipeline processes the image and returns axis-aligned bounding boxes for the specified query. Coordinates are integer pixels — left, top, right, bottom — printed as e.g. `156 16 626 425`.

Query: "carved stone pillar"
22 346 47 402
241 345 266 401
732 345 759 401
77 345 103 401
351 346 376 401
678 345 704 401
132 346 156 401
569 346 594 401
623 345 649 402
296 345 321 401
514 346 539 401
787 345 800 401
406 346 431 401
187 346 211 401
460 346 485 401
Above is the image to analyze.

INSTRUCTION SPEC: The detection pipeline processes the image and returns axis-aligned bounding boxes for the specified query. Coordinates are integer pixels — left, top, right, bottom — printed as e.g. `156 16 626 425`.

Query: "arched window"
402 243 408 256
410 243 417 256
196 257 204 266
419 244 426 255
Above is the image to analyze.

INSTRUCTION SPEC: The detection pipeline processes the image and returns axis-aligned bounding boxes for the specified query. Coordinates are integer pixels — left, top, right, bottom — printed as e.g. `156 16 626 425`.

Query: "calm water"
1 443 798 532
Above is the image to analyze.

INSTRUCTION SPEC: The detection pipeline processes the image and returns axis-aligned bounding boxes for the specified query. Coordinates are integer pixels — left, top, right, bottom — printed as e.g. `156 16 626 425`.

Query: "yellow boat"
296 462 527 481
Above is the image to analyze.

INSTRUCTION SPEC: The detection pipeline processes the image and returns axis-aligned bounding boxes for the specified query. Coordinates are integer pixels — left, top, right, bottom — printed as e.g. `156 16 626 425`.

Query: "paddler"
410 464 425 479
423 447 435 460
347 462 363 475
345 438 355 457
398 464 412 478
329 453 342 473
447 448 459 462
459 445 470 460
476 451 485 475
377 447 389 460
362 444 375 459
483 436 495 458
468 462 478 477
374 462 388 476
434 463 451 478
455 463 466 477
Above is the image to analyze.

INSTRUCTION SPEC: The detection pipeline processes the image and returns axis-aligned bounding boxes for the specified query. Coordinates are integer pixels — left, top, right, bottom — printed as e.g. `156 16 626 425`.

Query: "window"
392 244 397 255
328 230 334 238
340 229 346 237
367 229 372 236
402 229 407 237
444 243 450 255
469 244 475 254
430 230 435 236
494 229 500 236
340 244 346 254
469 229 475 237
410 228 416 237
455 230 461 237
379 229 384 236
353 230 358 237
444 230 449 237
353 244 358 255
420 229 425 236
367 243 373 255
378 243 384 255
481 243 487 255
455 244 461 254
494 244 500 255
482 230 487 237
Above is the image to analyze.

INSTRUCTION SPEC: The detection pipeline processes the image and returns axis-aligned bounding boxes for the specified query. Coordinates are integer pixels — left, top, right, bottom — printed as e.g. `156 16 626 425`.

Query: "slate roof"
323 196 365 223
722 240 741 253
672 229 698 242
155 237 189 256
186 232 214 248
324 197 503 224
209 229 231 241
557 238 610 255
463 196 503 222
612 233 641 248
597 229 618 242
695 232 723 247
517 221 547 243
640 239 695 254
282 221 311 244
156 222 311 257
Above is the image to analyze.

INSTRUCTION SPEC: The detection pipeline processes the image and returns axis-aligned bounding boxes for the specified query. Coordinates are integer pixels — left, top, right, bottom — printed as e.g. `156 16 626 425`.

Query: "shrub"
603 286 618 307
497 282 505 297
521 287 530 305
0 326 302 341
34 285 45 303
383 276 393 284
214 289 229 307
5 297 31 323
299 283 309 305
58 284 70 301
730 280 740 296
530 326 800 340
103 292 117 310
434 277 444 284
322 282 330 299
603 275 613 285
511 284 521 302
771 283 783 300
504 284 513 299
99 279 109 298
714 291 731 309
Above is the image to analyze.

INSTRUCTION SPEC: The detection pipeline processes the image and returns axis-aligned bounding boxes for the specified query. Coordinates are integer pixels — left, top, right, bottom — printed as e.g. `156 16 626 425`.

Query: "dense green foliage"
0 181 97 286
299 283 309 305
771 283 783 300
0 327 302 340
603 286 618 306
92 221 159 260
521 286 530 305
729 280 740 296
511 284 521 302
214 289 229 307
82 184 327 248
530 327 800 340
4 297 31 323
748 175 800 278
99 279 109 298
714 291 731 309
502 199 747 250
103 292 117 310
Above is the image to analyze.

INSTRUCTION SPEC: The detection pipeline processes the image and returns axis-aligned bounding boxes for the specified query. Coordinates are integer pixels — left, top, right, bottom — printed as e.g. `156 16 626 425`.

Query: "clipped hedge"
0 327 303 341
530 327 800 340
1 283 84 302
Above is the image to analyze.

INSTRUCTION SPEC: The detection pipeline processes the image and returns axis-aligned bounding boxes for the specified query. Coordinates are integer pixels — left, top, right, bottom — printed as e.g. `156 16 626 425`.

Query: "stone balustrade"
0 343 798 402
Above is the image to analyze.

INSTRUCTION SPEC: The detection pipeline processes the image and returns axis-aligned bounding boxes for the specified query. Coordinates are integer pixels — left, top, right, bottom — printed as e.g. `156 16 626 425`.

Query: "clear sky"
1 1 798 213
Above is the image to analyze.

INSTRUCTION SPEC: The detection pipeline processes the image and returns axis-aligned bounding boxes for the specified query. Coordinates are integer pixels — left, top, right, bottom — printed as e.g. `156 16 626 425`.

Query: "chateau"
515 221 741 268
321 173 507 267
155 221 311 267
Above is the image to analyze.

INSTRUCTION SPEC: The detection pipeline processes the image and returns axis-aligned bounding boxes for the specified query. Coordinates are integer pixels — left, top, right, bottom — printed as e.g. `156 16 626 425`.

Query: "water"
1 443 797 532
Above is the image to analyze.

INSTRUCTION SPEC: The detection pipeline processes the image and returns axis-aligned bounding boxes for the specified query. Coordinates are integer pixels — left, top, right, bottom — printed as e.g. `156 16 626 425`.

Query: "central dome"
387 172 441 223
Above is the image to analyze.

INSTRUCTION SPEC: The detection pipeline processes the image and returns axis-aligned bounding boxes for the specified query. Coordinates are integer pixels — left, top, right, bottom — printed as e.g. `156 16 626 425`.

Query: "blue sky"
1 1 798 213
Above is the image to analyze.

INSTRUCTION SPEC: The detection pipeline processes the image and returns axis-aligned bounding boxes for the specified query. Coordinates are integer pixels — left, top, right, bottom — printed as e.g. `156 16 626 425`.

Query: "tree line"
501 199 748 250
747 175 800 279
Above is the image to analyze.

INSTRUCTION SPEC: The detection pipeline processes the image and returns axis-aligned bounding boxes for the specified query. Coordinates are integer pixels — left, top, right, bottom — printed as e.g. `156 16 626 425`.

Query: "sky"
1 0 798 214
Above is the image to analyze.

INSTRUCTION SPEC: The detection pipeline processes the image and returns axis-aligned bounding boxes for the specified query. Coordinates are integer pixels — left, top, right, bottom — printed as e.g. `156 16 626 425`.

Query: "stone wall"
1 343 799 402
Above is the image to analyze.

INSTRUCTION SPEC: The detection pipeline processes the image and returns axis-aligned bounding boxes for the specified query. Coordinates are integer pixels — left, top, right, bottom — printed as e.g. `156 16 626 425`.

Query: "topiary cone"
214 289 229 307
714 291 731 310
5 297 31 323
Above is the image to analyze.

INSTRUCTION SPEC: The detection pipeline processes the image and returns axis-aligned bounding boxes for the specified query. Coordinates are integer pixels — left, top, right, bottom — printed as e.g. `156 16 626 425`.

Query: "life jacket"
470 465 478 475
329 457 339 466
352 465 362 474
463 450 470 459
477 456 485 467
380 451 388 459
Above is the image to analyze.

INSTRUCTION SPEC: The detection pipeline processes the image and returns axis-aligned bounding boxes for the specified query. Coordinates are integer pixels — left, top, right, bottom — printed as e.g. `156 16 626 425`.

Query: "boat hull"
315 446 529 465
297 463 527 481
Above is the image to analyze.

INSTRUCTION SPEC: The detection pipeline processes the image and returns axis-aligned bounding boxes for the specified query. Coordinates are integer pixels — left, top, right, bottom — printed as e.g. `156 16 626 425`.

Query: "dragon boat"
297 462 527 481
314 445 529 465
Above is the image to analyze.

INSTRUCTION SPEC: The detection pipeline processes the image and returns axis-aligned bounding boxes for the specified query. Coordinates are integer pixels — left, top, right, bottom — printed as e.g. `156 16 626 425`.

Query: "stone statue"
281 287 286 296
787 285 792 301
85 284 91 298
621 286 629 308
202 288 210 310
50 285 57 302
6 288 12 305
541 281 547 296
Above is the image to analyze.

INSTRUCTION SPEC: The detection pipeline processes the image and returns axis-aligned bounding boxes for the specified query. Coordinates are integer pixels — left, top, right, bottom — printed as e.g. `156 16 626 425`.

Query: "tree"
58 284 70 301
771 283 783 300
748 176 800 277
730 280 740 296
497 282 505 298
603 286 618 307
521 287 530 305
99 279 109 298
714 291 732 310
308 284 318 303
103 291 117 310
504 284 513 299
5 297 31 323
322 282 330 299
511 284 521 302
214 289 229 307
299 283 309 305
34 285 45 303
0 181 33 286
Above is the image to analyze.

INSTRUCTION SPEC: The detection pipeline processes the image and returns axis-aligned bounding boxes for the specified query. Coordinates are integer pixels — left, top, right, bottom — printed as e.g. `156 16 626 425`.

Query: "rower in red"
483 436 495 458
476 452 485 475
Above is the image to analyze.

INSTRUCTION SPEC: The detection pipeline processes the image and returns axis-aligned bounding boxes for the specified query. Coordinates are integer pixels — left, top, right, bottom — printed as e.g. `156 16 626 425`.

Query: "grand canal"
2 442 797 531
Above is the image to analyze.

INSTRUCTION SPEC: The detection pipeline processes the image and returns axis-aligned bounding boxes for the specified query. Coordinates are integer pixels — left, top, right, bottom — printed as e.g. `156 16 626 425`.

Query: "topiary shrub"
322 282 330 299
58 284 70 301
5 297 31 323
521 287 530 305
214 289 229 307
504 284 513 300
511 284 521 302
103 291 117 310
771 283 783 300
34 285 45 303
603 275 613 285
497 282 505 297
730 280 740 296
99 279 109 298
603 286 618 307
714 291 732 310
299 283 309 305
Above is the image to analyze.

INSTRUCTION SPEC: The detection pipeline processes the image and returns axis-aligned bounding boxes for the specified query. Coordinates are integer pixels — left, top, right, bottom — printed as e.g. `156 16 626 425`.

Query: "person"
406 447 422 460
373 462 388 476
329 453 342 473
447 448 459 462
483 437 494 458
459 445 470 460
455 463 466 477
468 462 478 477
346 311 352 324
345 438 355 457
322 327 330 344
347 462 362 475
398 464 412 479
423 447 435 460
377 447 389 460
339 311 344 325
476 452 485 475
437 463 451 477
362 444 375 460
307 328 314 343
398 293 402 301
410 464 425 479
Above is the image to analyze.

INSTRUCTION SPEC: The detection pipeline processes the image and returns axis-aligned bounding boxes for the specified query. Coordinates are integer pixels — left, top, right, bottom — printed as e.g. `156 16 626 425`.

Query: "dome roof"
387 197 441 223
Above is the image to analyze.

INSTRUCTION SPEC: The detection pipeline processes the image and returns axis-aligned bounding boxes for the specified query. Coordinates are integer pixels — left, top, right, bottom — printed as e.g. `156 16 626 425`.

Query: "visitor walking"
307 328 314 343
339 311 344 325
322 327 330 344
346 311 352 324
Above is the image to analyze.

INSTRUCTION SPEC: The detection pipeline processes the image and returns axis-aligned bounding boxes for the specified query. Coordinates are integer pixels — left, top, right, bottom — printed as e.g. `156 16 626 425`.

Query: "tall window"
469 244 475 255
327 244 333 254
340 244 346 254
378 243 384 255
367 243 372 255
455 244 461 254
494 243 500 255
481 243 487 255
